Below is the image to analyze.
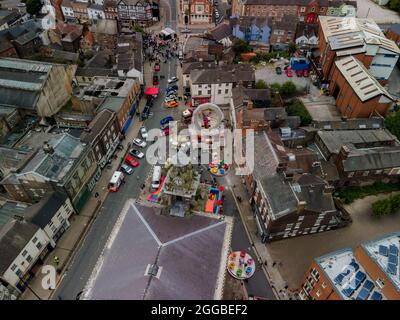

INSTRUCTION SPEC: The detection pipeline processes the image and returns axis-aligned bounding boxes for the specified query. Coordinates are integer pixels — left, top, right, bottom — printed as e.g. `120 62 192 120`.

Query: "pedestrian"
54 256 60 266
95 192 99 198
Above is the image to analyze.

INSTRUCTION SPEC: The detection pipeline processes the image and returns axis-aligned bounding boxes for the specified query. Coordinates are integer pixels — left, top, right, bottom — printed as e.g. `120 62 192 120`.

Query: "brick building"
328 56 395 118
318 16 400 83
180 0 213 24
299 232 400 300
80 109 121 168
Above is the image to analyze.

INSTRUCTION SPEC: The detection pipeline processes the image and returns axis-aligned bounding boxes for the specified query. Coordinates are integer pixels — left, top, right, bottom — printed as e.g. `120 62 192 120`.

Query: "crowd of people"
143 33 180 64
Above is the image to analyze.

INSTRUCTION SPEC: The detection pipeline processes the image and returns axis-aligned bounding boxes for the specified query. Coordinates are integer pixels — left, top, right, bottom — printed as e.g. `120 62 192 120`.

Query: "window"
36 242 43 250
218 89 221 94
225 89 229 94
300 7 306 12
298 215 304 221
376 278 385 289
26 255 33 263
22 250 28 257
362 171 369 177
348 172 354 178
316 290 321 297
375 169 383 175
16 269 22 277
311 7 315 12
11 264 17 271
208 90 211 94
33 236 38 244
322 282 327 289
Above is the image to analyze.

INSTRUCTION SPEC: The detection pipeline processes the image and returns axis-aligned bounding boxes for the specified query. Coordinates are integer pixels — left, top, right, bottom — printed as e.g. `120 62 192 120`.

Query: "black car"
275 66 282 74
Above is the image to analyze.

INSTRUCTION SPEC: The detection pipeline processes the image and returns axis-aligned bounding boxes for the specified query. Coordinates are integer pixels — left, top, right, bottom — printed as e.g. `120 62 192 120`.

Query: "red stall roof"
145 87 159 96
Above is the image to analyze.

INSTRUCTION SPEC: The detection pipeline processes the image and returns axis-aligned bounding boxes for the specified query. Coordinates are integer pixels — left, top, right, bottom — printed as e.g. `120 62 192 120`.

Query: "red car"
163 127 170 136
125 155 139 167
296 69 303 77
286 67 293 77
303 69 309 77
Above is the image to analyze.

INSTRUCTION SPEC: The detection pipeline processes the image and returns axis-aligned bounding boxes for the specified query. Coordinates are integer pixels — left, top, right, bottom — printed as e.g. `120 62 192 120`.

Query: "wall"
2 228 50 288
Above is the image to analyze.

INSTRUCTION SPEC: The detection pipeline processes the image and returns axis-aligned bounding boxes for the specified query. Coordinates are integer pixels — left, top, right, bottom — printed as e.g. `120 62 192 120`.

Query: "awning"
145 87 159 96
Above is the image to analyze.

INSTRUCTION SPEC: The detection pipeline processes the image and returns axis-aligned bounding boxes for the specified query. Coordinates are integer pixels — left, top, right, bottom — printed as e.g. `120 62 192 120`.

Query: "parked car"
168 77 178 84
303 69 309 77
286 67 293 77
132 138 147 148
124 155 139 167
275 66 282 74
160 116 174 126
129 149 145 159
296 69 303 77
140 126 148 139
120 163 134 175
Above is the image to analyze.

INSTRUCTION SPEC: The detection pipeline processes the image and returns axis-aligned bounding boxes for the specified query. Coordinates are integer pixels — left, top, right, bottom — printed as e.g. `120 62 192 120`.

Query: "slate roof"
209 23 232 42
190 64 254 84
83 202 231 300
0 219 38 274
80 109 115 144
89 19 118 35
23 191 68 229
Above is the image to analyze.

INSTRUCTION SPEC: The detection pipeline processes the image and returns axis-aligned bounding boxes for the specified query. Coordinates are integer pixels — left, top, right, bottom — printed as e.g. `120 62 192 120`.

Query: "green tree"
280 81 297 97
287 99 312 126
233 39 251 55
255 79 267 89
385 110 400 140
388 0 400 12
24 0 42 15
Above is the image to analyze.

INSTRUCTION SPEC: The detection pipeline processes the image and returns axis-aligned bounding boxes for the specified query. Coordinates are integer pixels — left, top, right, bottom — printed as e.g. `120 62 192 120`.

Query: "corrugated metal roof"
335 56 395 102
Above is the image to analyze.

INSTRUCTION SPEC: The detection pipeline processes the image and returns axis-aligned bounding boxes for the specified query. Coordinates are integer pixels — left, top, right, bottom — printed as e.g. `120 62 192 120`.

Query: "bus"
108 171 124 192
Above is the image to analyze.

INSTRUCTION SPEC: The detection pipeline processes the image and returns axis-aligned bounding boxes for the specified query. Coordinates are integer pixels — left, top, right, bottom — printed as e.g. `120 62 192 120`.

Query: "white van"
152 166 162 189
108 171 124 192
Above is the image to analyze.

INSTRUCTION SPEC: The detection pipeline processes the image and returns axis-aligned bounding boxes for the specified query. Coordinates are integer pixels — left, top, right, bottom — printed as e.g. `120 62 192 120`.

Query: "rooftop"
77 77 137 100
316 129 397 155
319 16 400 54
0 219 39 275
80 109 116 144
362 232 400 293
190 64 255 85
0 200 30 229
0 147 33 178
96 96 125 113
317 248 386 300
83 201 232 299
334 56 395 102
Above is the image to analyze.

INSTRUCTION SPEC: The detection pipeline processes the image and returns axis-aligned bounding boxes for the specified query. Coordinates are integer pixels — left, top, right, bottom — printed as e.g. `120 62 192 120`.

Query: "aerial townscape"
1 0 400 304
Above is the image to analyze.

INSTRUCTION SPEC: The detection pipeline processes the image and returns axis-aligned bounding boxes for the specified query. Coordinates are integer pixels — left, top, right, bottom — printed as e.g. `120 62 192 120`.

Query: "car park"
120 164 134 175
129 149 145 159
168 77 178 84
140 126 148 139
124 155 139 167
160 116 174 126
132 138 147 148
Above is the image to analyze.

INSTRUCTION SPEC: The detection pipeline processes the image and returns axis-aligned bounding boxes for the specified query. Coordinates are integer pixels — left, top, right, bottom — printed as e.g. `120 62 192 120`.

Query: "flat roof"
334 56 395 102
362 232 400 292
317 248 386 300
83 201 232 300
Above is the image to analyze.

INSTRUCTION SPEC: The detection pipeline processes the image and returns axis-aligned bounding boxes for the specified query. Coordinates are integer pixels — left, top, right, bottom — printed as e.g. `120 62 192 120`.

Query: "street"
53 0 275 300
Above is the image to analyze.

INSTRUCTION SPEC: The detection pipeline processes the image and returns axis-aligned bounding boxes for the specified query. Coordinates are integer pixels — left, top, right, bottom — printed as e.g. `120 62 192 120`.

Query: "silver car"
140 126 148 139
120 164 134 175
133 138 147 148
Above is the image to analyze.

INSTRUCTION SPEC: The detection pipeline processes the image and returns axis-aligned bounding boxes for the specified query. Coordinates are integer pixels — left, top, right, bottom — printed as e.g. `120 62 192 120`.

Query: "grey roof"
317 129 397 155
230 16 270 33
80 109 115 144
0 219 38 274
264 107 287 121
14 30 39 45
0 200 30 229
84 202 230 300
389 23 400 36
75 67 117 78
342 145 400 172
209 23 232 42
97 96 125 113
313 117 384 130
24 191 68 229
0 147 33 177
19 133 86 183
89 19 118 35
253 131 280 181
182 61 217 75
0 37 14 52
190 64 254 85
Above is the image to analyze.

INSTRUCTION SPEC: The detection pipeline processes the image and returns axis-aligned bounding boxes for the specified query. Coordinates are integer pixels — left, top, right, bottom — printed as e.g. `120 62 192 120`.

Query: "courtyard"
267 191 400 290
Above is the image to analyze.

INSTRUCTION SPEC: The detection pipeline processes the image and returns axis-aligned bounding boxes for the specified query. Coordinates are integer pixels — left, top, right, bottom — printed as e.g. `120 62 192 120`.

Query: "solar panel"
363 280 374 292
387 263 397 275
342 287 354 298
388 254 398 266
334 273 345 285
379 245 389 257
356 288 369 300
355 271 366 281
349 260 360 271
389 244 399 256
370 291 382 300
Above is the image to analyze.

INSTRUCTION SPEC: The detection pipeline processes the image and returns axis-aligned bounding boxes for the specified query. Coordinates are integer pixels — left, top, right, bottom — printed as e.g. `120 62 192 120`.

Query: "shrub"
280 81 297 97
337 182 400 204
255 79 267 89
372 194 400 217
385 110 400 141
286 98 312 126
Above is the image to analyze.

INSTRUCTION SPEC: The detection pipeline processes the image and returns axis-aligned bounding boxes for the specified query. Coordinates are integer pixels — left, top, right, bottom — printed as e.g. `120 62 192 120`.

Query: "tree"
24 0 42 15
385 110 400 140
280 81 297 97
233 39 251 56
287 99 312 126
255 79 267 89
388 0 400 12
